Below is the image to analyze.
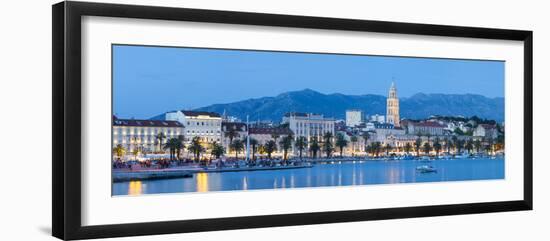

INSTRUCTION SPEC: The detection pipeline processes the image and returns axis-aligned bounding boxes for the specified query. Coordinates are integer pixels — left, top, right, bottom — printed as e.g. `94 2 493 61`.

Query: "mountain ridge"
191 89 504 122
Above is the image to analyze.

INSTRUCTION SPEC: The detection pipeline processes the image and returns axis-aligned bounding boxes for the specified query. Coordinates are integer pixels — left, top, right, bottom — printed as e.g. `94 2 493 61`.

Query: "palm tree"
444 137 452 154
465 139 474 154
451 135 459 153
371 142 382 157
404 143 412 155
361 132 370 154
350 135 358 156
265 140 277 159
322 132 334 158
423 142 431 156
335 133 348 157
484 138 494 155
175 134 185 160
474 139 482 154
210 141 225 159
230 139 245 159
456 139 465 154
279 135 293 161
271 133 280 152
249 138 259 161
495 134 505 152
113 144 126 159
225 129 238 155
163 138 180 160
384 143 392 156
433 137 442 157
156 132 166 152
132 148 139 160
225 129 238 143
295 136 308 160
258 144 266 156
309 137 320 158
414 137 422 156
365 144 372 157
187 136 205 161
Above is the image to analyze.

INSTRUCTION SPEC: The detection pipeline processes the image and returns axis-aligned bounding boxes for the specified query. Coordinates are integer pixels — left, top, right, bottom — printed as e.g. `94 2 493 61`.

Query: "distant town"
112 82 505 166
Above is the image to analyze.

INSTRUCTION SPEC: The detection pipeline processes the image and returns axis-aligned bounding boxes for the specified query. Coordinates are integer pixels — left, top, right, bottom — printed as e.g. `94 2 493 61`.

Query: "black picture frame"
52 1 533 240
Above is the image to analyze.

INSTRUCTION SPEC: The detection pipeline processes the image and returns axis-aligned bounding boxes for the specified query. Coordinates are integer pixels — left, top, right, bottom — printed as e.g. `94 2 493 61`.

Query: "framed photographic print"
52 1 533 240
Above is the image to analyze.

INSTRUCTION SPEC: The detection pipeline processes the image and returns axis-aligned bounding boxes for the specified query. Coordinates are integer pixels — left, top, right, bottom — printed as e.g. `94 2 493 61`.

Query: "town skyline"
112 81 505 195
113 45 504 119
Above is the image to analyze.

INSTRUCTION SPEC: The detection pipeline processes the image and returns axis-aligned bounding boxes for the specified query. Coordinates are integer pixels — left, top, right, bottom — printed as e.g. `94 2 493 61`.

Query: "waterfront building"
384 134 418 151
249 127 294 157
221 122 248 150
369 114 385 123
403 121 446 136
112 116 184 154
282 112 335 141
386 82 401 127
158 110 222 143
372 123 406 143
345 109 364 127
249 127 294 145
364 122 376 131
474 124 498 139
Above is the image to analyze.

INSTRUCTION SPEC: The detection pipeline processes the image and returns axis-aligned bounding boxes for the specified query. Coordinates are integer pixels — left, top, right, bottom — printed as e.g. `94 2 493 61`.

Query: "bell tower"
386 81 400 127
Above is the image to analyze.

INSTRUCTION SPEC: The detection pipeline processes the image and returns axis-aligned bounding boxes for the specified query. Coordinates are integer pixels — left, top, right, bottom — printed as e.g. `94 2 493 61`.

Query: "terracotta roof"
249 127 293 135
181 110 221 117
113 117 184 127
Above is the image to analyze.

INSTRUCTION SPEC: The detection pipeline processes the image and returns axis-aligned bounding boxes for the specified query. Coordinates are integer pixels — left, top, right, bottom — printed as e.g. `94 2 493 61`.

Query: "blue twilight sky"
113 45 504 119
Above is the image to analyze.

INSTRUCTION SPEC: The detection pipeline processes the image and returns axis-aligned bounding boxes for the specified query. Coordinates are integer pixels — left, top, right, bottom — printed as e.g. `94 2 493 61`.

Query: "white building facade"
163 110 223 143
345 109 364 127
282 112 335 141
369 114 385 123
112 117 184 153
474 124 498 139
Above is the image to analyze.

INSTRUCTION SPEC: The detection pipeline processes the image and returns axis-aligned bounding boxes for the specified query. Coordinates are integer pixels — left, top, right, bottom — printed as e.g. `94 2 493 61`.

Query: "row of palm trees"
114 132 215 161
365 135 503 157
115 130 504 161
222 131 354 161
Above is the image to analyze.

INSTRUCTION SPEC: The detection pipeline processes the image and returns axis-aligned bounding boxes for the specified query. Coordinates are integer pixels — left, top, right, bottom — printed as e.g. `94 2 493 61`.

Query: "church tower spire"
386 81 400 127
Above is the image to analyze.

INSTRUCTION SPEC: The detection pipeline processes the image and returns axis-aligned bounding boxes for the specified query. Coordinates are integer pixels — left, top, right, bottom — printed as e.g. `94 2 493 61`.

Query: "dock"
112 164 313 182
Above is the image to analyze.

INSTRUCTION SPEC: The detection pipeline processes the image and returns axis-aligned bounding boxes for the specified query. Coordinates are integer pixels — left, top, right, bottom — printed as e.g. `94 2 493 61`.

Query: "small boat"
416 165 437 173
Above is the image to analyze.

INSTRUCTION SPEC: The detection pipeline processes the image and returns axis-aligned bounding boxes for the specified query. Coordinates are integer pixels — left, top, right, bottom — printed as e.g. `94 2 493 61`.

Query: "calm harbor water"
113 157 504 196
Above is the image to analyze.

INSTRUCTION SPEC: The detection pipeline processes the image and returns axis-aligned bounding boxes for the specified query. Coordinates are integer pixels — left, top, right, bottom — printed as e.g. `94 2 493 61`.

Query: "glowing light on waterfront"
128 180 143 195
196 173 209 192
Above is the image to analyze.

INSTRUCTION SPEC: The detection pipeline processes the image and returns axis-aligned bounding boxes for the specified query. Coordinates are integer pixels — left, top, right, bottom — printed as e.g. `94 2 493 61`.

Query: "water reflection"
113 158 505 195
128 180 143 195
196 172 209 192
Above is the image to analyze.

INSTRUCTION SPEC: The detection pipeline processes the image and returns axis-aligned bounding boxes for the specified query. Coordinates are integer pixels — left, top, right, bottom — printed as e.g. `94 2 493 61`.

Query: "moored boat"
416 165 437 173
